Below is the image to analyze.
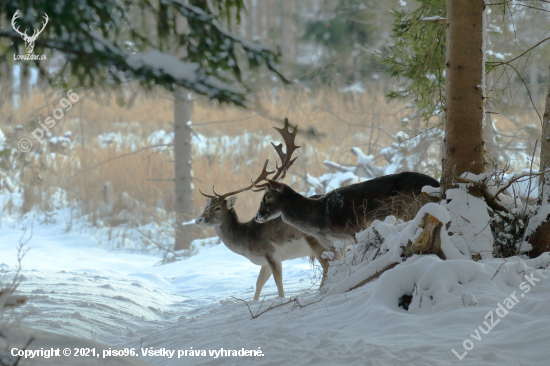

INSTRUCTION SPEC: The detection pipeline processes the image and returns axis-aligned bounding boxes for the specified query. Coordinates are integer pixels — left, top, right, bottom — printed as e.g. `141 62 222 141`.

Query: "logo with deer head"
11 10 49 54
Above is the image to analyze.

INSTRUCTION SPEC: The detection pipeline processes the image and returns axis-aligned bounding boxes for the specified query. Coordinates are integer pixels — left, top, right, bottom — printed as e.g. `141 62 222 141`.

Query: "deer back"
321 172 440 232
264 172 439 239
216 208 313 259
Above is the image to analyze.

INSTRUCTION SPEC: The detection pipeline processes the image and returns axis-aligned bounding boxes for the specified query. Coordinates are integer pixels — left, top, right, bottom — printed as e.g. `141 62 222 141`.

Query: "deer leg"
266 256 284 299
305 236 330 289
254 265 272 301
318 256 329 288
333 235 355 261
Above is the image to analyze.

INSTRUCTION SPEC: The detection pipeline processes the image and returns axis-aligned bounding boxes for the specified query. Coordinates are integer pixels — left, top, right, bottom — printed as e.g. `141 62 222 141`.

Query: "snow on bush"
346 253 550 315
320 194 550 316
306 130 440 195
319 164 550 301
0 263 26 311
380 130 440 175
322 201 470 295
0 237 28 337
441 188 494 260
320 178 537 291
456 171 540 257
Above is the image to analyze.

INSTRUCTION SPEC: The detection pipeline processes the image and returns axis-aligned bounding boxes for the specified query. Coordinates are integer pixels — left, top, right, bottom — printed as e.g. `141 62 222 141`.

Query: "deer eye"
214 207 221 211
266 194 273 200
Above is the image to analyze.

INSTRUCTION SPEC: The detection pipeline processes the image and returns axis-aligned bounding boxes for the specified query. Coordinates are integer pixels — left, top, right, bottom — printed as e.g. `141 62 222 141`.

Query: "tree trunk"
483 21 498 162
245 0 254 39
530 60 539 104
0 63 13 110
19 66 30 99
539 66 550 205
174 90 194 250
441 0 486 193
528 65 550 256
281 0 296 65
266 0 277 40
256 0 265 41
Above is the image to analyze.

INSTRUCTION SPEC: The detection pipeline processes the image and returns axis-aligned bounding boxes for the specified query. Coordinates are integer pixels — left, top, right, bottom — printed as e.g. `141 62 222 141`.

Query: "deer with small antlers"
11 11 49 54
195 124 328 301
252 119 441 257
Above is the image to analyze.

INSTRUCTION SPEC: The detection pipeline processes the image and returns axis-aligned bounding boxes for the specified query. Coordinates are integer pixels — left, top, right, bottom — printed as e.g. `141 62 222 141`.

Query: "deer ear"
226 196 237 209
268 180 285 192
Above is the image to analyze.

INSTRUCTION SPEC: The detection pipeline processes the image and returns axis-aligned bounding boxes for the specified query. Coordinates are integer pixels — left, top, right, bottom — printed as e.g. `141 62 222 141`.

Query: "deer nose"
254 212 265 223
195 214 206 224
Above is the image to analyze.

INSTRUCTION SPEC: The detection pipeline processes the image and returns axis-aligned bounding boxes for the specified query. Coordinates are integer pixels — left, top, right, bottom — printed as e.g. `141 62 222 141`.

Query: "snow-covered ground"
1 213 550 365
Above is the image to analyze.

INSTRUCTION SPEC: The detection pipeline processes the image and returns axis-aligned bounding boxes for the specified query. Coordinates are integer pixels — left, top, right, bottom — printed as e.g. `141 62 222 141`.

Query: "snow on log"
325 204 456 295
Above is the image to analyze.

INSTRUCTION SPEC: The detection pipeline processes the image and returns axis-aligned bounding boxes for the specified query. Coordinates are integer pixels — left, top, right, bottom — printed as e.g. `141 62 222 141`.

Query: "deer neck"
214 209 248 250
280 189 324 236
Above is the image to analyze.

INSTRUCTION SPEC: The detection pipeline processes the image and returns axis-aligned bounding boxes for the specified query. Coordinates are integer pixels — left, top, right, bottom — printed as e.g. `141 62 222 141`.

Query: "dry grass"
1 82 541 241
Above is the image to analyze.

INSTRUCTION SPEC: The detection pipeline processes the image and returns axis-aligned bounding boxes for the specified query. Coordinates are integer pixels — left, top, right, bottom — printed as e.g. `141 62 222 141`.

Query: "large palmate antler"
199 160 275 200
252 118 300 191
199 118 299 199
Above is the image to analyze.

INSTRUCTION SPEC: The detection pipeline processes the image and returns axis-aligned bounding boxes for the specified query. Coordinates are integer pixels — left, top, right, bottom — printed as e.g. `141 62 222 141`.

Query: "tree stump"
402 213 446 259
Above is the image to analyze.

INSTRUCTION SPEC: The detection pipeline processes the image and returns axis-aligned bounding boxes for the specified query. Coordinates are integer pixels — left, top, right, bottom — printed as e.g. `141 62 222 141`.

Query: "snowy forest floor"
1 215 550 366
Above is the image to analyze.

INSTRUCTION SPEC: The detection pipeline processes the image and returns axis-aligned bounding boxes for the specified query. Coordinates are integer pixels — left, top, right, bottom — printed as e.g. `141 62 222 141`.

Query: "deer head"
12 11 49 54
195 160 275 227
196 119 299 226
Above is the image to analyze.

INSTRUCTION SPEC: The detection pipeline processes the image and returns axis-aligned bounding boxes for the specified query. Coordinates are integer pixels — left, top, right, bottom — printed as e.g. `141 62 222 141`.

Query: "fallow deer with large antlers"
195 132 328 301
253 119 441 257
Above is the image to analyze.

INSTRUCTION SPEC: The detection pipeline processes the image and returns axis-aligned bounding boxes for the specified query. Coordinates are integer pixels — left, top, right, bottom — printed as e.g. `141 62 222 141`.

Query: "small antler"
11 11 28 39
252 118 300 191
199 183 254 201
200 161 274 201
199 187 217 199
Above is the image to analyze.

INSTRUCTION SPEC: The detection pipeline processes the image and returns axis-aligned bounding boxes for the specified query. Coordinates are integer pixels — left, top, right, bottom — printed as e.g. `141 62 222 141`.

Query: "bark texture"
402 214 446 260
19 67 30 99
174 91 194 250
538 65 550 205
530 60 539 103
281 0 296 65
528 65 550 256
245 0 254 39
483 27 498 161
0 63 12 110
441 0 486 192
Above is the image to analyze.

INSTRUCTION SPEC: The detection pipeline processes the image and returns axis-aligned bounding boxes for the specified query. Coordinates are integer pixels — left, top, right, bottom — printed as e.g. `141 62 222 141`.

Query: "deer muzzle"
195 213 208 226
254 212 267 223
254 208 281 223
